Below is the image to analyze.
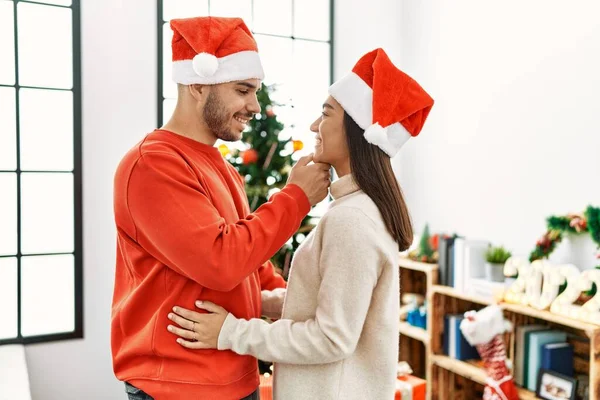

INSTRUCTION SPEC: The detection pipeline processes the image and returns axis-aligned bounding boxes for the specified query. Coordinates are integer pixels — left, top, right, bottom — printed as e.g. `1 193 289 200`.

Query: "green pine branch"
546 216 578 234
418 224 434 258
585 205 600 248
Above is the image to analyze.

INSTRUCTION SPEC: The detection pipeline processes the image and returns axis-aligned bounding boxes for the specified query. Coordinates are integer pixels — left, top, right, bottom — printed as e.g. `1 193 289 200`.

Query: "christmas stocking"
459 305 519 400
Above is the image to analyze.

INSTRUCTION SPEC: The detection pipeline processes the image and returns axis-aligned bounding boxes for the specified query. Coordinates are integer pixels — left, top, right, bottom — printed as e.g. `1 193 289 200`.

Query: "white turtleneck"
217 175 401 400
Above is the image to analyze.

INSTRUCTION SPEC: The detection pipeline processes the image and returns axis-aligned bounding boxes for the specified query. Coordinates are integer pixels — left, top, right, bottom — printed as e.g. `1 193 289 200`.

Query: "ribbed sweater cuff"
281 184 311 217
217 313 239 351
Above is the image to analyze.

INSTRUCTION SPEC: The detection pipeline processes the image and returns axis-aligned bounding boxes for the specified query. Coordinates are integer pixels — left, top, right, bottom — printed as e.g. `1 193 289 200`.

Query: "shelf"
431 355 537 400
500 301 600 337
431 284 492 306
399 320 429 344
398 256 438 273
431 354 486 383
431 284 600 336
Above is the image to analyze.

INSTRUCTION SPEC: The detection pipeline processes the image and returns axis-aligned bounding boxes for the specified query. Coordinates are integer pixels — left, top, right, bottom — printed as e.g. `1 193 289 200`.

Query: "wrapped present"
260 364 425 400
259 374 273 400
395 362 426 400
395 375 426 400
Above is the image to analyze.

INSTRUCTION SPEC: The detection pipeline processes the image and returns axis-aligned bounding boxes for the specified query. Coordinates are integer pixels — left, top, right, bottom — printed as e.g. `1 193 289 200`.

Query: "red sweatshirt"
111 130 310 399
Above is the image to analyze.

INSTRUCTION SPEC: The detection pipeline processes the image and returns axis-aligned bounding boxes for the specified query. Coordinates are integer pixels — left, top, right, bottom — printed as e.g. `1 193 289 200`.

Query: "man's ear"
188 84 207 101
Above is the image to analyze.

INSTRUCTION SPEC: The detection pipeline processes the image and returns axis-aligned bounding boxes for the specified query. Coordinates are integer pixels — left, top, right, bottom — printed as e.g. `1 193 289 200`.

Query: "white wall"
394 1 600 257
20 0 600 398
20 1 404 397
333 0 402 80
24 1 156 399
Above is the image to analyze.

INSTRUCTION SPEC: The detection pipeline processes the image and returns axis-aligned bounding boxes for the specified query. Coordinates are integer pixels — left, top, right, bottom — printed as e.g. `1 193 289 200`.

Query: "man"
111 16 330 400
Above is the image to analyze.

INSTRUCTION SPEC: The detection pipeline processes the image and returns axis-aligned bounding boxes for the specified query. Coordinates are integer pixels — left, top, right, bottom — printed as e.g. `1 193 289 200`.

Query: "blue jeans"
125 382 260 400
124 383 153 400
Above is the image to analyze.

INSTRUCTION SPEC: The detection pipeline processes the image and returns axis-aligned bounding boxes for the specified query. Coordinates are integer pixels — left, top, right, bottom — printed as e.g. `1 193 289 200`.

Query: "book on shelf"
452 237 466 291
447 236 458 288
438 237 450 286
514 324 548 386
466 278 506 302
442 237 490 291
443 314 480 361
541 342 574 377
525 330 567 391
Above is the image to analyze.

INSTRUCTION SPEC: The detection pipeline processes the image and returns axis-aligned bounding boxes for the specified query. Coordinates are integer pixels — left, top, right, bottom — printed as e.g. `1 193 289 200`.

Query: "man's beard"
203 91 251 142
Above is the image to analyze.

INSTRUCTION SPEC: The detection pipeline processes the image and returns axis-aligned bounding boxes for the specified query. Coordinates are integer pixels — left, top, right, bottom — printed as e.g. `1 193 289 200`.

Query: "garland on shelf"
529 205 600 264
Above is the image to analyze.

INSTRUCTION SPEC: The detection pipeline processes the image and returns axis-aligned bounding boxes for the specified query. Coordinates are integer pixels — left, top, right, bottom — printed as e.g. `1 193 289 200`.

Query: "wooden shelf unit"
399 320 429 344
398 255 600 400
430 355 538 400
501 301 599 336
398 256 438 397
430 284 600 400
398 256 439 274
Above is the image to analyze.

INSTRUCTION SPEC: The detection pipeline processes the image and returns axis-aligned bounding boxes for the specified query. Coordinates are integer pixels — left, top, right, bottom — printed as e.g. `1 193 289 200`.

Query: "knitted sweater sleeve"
217 206 384 364
124 151 309 292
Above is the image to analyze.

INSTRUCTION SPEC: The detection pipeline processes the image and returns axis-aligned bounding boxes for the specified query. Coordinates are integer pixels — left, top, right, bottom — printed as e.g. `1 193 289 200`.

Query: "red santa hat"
328 48 434 157
170 16 264 85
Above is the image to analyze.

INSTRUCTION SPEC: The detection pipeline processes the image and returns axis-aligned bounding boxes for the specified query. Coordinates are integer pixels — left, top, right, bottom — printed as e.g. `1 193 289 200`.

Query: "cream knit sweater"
218 175 400 400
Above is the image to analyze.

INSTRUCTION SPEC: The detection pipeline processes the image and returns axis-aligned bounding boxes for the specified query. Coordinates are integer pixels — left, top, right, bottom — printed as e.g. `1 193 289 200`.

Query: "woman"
166 48 434 399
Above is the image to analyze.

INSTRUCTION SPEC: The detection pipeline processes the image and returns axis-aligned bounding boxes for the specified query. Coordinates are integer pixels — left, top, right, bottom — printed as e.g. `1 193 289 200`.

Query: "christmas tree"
219 83 316 277
418 224 434 260
408 223 439 263
219 83 316 375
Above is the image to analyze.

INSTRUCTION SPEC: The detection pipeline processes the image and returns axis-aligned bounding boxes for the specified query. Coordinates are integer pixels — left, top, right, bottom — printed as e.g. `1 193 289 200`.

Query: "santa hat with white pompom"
170 16 264 85
328 48 434 158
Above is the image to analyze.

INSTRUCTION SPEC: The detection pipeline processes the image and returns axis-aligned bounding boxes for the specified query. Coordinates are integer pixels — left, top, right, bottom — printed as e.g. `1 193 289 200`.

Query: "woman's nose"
310 117 321 133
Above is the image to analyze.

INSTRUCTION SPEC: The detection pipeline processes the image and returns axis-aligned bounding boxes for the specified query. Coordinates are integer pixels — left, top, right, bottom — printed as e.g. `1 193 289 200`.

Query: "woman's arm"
217 207 384 364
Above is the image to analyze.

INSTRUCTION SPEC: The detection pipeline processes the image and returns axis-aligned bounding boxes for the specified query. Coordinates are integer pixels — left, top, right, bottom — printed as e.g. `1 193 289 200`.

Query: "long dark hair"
344 112 413 251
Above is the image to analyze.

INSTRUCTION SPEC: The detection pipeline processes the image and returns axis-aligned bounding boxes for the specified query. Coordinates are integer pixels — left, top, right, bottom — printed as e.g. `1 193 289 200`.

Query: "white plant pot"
485 262 505 282
549 233 599 270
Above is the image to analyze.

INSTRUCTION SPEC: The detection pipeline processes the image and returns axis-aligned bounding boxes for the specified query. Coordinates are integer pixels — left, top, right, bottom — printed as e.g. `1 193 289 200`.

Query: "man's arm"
124 151 310 292
258 261 287 319
258 261 286 290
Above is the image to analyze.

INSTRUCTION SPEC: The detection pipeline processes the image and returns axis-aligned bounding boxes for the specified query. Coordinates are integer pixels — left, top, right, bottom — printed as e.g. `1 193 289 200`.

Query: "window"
157 0 333 160
0 0 82 345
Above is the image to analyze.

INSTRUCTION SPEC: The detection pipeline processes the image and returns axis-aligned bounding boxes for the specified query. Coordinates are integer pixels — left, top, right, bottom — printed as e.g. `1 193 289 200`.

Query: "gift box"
395 375 426 400
259 374 273 400
395 363 426 400
260 367 426 400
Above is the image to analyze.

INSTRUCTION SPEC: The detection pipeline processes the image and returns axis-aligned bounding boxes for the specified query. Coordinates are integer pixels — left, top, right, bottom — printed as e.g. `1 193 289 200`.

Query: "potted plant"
485 245 512 282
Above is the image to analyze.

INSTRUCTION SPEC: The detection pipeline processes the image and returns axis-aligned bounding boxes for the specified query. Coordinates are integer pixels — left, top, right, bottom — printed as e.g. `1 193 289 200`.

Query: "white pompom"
192 53 219 78
364 123 395 157
363 123 387 146
459 305 509 346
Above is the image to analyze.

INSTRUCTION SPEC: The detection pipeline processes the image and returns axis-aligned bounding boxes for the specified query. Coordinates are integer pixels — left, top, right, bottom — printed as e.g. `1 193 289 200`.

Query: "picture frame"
536 369 578 400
